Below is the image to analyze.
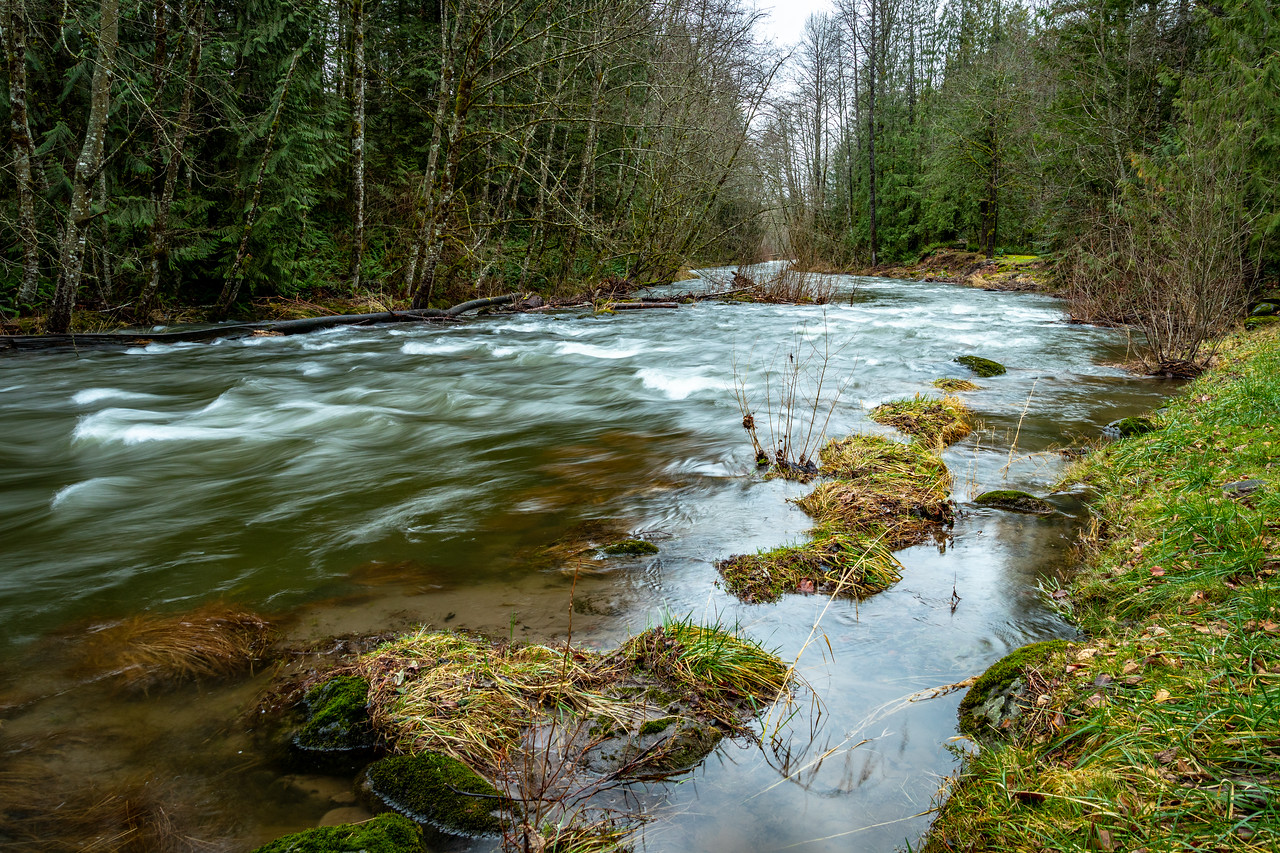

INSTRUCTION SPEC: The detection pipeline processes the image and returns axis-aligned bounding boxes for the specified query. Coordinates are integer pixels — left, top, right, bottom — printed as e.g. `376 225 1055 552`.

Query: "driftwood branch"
2 294 522 353
605 301 679 310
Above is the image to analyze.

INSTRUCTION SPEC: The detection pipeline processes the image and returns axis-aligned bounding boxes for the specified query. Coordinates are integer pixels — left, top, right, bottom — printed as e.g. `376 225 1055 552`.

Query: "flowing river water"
0 271 1176 851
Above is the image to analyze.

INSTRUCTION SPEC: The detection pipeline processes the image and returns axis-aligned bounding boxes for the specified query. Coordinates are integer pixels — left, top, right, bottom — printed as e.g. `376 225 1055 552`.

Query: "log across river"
0 268 1177 851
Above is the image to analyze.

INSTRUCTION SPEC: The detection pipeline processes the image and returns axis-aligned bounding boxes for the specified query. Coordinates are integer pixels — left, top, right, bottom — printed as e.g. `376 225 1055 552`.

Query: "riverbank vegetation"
927 325 1280 853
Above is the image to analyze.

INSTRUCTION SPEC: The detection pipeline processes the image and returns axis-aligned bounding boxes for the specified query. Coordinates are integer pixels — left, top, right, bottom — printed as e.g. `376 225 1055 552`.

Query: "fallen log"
605 301 680 310
1 294 519 354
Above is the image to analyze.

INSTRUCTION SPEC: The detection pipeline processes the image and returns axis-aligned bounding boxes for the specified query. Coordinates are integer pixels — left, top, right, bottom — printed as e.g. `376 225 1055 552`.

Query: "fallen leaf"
1085 693 1106 708
1123 661 1141 675
1076 648 1098 662
1150 566 1166 577
1153 689 1172 702
1155 748 1177 765
1013 790 1046 805
797 577 815 594
1036 694 1052 706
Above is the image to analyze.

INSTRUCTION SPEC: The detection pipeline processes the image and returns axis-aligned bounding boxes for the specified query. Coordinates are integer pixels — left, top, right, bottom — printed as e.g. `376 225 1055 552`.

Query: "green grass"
927 327 1280 853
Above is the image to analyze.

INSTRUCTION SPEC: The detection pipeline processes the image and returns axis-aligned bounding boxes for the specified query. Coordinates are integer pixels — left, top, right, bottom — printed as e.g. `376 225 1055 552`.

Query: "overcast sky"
757 0 836 47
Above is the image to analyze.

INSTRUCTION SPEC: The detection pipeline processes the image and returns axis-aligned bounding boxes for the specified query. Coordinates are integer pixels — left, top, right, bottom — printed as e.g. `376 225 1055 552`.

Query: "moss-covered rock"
361 752 513 837
1103 416 1157 438
954 355 1006 377
933 377 981 392
600 539 659 557
958 640 1069 740
1249 302 1277 317
1245 314 1280 329
972 490 1055 515
251 812 424 853
292 676 378 769
647 720 723 772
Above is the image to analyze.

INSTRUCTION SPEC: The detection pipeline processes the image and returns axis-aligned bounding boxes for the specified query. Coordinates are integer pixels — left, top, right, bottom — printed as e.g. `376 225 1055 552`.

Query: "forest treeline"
770 0 1278 365
1 0 1277 363
0 0 777 332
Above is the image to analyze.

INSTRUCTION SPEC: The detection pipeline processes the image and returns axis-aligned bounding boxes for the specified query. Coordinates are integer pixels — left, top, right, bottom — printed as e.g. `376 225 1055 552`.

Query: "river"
0 271 1174 851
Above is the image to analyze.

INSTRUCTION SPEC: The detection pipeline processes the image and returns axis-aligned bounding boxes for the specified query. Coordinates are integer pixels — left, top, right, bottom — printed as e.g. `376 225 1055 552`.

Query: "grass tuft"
870 394 974 448
717 435 951 603
77 603 272 690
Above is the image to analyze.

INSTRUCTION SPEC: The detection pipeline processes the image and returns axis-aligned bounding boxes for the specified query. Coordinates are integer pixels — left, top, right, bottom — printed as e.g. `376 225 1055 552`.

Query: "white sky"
757 0 837 47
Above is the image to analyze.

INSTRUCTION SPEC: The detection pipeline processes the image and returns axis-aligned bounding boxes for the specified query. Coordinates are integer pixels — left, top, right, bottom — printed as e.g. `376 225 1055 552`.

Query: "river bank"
927 324 1280 852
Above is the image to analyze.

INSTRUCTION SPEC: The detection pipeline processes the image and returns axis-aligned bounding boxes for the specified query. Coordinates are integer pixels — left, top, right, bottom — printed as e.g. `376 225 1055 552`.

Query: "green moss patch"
251 813 424 853
954 355 1007 377
362 752 512 836
870 394 973 448
293 676 377 758
716 528 902 604
972 490 1055 515
956 640 1069 739
933 377 981 392
1103 415 1158 438
600 539 659 557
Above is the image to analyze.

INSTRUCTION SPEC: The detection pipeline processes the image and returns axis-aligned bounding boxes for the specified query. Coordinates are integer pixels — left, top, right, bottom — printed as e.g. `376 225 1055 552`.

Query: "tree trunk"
48 0 121 333
3 0 40 306
349 0 366 289
215 50 301 317
140 2 204 317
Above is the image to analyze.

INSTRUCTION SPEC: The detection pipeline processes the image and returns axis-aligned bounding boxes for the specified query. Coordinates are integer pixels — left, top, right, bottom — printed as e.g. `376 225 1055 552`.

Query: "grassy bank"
927 326 1280 852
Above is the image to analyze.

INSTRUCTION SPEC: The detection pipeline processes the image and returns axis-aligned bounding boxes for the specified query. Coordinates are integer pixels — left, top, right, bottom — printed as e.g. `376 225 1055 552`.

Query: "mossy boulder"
600 539 659 557
1245 315 1280 329
1249 302 1277 317
1103 416 1157 439
292 676 378 769
360 752 514 837
958 640 1069 740
972 490 1055 515
953 355 1006 377
251 812 424 853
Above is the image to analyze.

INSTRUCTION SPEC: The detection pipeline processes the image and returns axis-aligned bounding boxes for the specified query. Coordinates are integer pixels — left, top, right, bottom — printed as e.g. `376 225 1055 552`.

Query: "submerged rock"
360 752 515 837
251 812 424 853
958 640 1069 740
953 355 1006 377
585 714 724 776
1102 416 1157 439
973 490 1055 515
292 676 378 770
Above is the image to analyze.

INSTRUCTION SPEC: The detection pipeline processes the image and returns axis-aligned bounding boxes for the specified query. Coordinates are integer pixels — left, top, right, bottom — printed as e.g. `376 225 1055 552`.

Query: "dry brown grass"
794 481 951 548
360 630 622 769
0 749 224 852
869 395 973 449
78 604 273 690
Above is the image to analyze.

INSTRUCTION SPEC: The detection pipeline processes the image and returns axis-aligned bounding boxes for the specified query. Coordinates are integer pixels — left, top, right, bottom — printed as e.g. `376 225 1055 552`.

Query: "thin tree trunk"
49 0 121 334
867 0 878 267
3 0 40 305
349 0 366 289
140 2 204 317
215 50 301 317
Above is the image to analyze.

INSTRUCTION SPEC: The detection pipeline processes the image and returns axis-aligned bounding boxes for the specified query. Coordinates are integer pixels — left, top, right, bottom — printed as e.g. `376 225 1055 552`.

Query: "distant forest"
1 0 1277 348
